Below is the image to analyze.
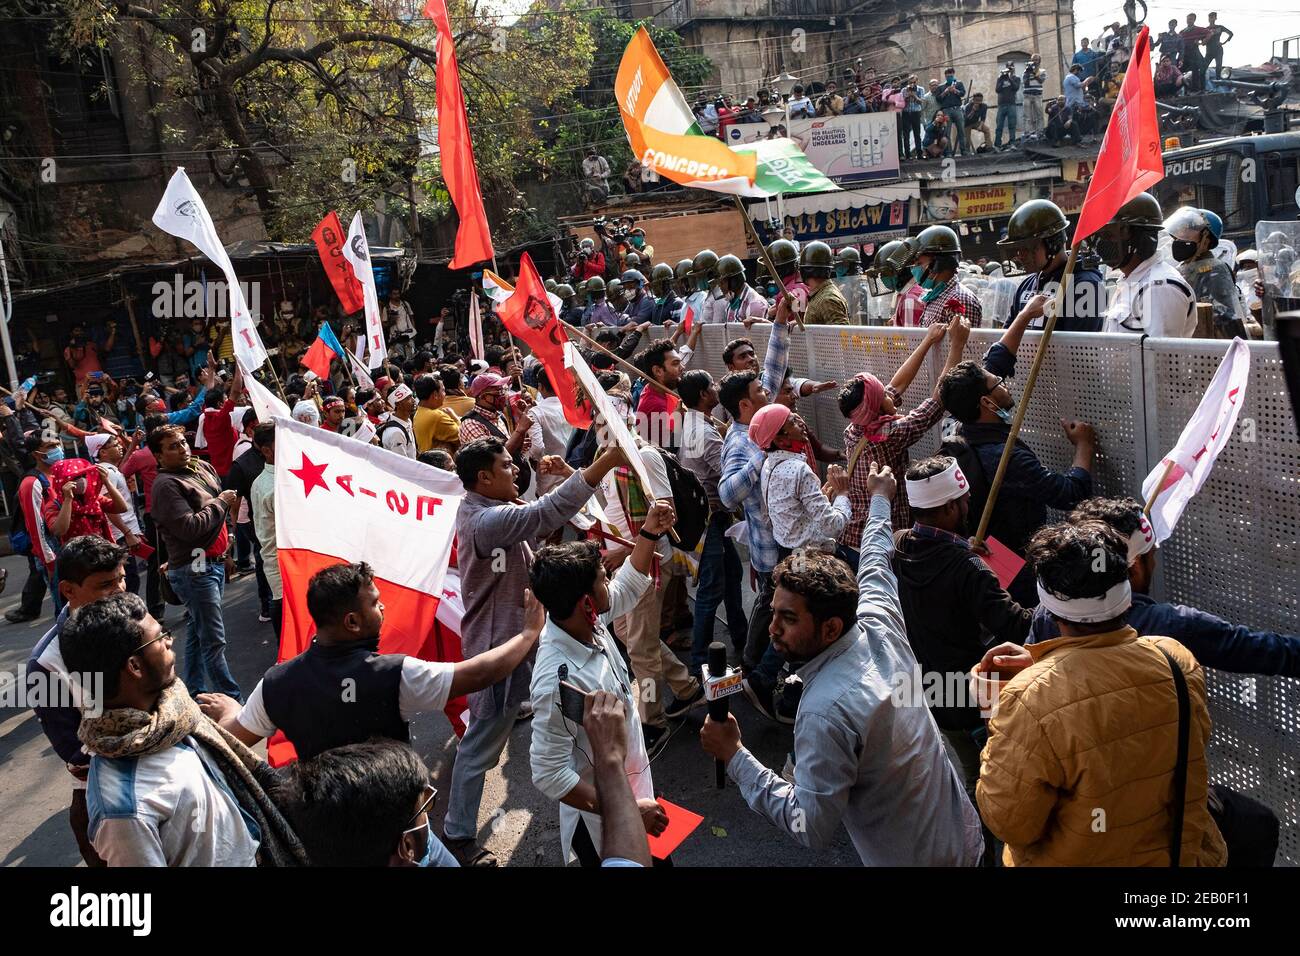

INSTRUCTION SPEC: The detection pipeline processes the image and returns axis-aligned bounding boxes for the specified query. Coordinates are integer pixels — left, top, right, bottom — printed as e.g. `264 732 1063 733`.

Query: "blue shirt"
1028 592 1300 678
1071 48 1105 80
1064 73 1086 107
718 321 790 574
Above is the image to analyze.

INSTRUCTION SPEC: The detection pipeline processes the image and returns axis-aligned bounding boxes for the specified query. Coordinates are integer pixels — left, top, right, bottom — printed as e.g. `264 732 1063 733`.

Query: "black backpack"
658 449 709 552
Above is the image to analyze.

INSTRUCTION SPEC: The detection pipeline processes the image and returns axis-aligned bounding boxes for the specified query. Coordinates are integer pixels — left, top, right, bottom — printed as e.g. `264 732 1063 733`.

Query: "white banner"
1141 337 1251 544
785 113 900 184
563 342 657 497
469 294 484 360
274 417 463 594
151 168 269 372
342 212 386 370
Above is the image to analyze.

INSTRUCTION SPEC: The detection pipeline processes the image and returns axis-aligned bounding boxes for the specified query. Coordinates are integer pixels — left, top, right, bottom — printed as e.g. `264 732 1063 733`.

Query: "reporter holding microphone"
701 463 984 865
527 499 677 867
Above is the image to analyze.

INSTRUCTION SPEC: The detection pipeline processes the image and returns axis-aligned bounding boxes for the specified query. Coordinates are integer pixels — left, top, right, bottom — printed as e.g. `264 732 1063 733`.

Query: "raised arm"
890 323 946 397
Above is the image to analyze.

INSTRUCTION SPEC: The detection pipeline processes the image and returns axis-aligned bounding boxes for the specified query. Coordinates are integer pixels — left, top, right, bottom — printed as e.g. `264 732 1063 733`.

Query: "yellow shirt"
414 405 461 453
444 394 476 418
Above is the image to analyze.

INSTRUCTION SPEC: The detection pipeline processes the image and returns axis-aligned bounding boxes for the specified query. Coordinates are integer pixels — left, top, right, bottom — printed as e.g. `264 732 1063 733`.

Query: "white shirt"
530 395 575 496
386 300 416 336
88 740 259 867
379 414 417 459
235 657 455 738
250 464 281 599
761 450 851 551
98 462 141 537
1103 254 1196 338
529 559 654 863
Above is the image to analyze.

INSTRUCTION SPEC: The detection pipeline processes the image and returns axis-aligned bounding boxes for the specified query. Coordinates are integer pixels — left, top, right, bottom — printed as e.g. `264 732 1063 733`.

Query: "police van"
1155 132 1300 245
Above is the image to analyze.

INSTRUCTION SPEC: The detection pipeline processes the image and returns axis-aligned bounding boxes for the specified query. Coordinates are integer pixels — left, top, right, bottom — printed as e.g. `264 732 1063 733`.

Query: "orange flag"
425 0 495 268
1072 26 1164 246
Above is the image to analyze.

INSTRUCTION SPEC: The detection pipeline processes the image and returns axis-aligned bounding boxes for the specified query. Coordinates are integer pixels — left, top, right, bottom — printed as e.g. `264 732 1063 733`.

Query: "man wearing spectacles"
937 305 1096 604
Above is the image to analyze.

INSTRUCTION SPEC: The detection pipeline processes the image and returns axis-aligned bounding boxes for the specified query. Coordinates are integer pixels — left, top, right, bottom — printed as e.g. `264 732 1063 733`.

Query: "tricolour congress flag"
1072 26 1163 246
1141 337 1251 544
615 27 836 198
270 418 467 763
341 212 386 370
152 168 269 373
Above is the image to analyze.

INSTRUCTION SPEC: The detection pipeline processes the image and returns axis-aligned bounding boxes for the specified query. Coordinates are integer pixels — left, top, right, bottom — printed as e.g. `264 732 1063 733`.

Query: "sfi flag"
425 0 495 269
497 254 594 428
151 168 269 373
312 211 365 314
270 418 468 764
341 211 386 370
1072 26 1163 246
1141 337 1251 544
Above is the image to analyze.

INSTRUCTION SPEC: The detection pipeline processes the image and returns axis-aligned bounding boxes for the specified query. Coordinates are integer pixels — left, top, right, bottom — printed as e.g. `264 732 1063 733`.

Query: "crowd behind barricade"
5 184 1295 871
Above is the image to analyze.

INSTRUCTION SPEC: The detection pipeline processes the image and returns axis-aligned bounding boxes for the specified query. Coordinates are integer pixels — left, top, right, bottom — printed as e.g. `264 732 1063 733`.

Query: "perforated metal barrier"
647 321 1298 864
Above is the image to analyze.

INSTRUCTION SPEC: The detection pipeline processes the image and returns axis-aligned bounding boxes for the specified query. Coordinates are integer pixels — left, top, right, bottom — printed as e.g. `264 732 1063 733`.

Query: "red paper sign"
980 535 1026 592
130 540 156 560
646 797 704 860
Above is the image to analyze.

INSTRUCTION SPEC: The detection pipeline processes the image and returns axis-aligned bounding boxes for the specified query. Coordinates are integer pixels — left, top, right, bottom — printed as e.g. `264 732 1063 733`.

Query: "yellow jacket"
976 626 1227 867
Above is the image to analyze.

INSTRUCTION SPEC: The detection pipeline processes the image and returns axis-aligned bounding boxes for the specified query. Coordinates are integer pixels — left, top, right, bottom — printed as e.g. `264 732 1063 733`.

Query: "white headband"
1037 579 1133 624
1127 515 1156 563
905 459 969 509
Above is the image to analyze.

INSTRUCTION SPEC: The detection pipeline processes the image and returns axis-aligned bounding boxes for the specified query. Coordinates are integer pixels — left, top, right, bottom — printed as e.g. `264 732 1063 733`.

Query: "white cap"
85 433 113 460
905 458 969 509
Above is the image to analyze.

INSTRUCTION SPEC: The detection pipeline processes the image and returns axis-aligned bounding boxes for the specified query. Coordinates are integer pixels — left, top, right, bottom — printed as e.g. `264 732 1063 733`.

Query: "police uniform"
1179 255 1247 337
804 280 850 325
835 274 871 325
1007 261 1105 332
1102 254 1196 337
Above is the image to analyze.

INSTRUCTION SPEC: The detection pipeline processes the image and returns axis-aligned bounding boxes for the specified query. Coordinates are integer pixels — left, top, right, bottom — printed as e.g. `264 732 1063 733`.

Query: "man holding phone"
527 499 677 867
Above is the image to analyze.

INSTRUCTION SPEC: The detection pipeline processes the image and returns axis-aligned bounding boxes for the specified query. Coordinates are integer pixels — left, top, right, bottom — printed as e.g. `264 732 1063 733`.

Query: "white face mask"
1237 268 1257 284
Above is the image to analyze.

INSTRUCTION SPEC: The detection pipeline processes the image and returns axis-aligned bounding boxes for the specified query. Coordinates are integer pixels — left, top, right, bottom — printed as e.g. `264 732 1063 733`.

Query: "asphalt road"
0 551 855 867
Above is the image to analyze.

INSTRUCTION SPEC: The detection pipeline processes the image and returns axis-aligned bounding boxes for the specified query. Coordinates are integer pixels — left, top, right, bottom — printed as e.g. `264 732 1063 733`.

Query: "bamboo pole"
971 245 1079 549
732 195 805 330
560 318 682 403
1144 459 1177 517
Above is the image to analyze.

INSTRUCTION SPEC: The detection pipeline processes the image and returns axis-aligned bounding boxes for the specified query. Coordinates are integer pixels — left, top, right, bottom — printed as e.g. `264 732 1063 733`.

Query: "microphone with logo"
705 641 744 788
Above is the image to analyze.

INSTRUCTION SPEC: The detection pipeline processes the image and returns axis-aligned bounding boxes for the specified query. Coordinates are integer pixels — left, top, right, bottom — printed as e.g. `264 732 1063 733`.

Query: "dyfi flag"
1072 26 1163 246
346 349 374 389
425 0 495 269
152 168 269 373
300 322 347 380
468 293 485 361
270 418 468 764
498 253 593 428
311 211 365 314
564 342 659 497
483 267 564 316
1141 337 1251 544
341 212 386 370
244 372 290 422
615 27 837 197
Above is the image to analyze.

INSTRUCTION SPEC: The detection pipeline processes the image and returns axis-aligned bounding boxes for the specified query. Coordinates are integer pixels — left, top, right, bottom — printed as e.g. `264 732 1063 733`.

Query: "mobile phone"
558 679 587 723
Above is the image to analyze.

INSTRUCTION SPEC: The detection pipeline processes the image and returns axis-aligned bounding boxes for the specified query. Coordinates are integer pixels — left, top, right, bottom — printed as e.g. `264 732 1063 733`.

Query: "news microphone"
704 641 746 789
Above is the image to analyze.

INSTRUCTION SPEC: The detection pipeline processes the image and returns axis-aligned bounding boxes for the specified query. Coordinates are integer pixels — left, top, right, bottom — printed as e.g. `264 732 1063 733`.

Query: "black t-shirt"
223 445 265 508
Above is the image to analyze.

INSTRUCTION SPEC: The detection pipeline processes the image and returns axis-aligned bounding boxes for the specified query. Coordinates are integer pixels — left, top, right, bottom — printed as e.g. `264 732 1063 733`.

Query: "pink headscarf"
848 373 900 442
748 403 790 451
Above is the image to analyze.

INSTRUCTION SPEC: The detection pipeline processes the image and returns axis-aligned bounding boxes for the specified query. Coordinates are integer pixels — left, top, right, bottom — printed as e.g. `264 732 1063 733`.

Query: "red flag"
299 336 334 380
498 253 594 429
266 419 467 765
425 0 495 269
312 211 365 314
1072 26 1163 246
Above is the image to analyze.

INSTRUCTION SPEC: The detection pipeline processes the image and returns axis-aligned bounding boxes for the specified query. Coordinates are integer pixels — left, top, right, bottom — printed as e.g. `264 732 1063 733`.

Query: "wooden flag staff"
732 196 805 330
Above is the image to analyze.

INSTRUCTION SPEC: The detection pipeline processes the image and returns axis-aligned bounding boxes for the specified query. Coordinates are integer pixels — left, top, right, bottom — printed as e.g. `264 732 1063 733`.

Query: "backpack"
9 472 50 557
658 449 709 552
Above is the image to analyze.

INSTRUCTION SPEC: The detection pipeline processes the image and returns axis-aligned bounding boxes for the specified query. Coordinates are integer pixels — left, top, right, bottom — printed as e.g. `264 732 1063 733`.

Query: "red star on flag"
289 452 329 498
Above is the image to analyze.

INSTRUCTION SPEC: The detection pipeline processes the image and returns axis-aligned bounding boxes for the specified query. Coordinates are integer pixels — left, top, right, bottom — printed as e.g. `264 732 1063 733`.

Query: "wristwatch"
639 528 664 542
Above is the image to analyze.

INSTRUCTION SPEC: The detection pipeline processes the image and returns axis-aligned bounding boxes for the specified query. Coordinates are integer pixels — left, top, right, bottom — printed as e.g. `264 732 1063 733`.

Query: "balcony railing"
655 0 846 30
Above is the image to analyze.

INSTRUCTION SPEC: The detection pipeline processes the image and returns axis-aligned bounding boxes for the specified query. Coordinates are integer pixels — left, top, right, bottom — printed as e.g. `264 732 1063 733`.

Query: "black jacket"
995 73 1021 105
892 527 1032 730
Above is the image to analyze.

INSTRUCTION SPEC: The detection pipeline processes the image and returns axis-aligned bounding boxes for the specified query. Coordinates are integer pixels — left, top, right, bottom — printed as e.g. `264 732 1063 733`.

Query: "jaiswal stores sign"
777 200 909 245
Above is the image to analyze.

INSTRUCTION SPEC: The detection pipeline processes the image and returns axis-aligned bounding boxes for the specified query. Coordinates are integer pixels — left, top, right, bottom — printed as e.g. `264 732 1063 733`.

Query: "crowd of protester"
5 180 1290 870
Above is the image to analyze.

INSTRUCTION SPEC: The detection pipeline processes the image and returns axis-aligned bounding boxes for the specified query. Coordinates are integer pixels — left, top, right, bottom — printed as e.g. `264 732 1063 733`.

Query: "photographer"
1022 56 1046 139
570 237 606 283
64 322 114 386
994 61 1020 148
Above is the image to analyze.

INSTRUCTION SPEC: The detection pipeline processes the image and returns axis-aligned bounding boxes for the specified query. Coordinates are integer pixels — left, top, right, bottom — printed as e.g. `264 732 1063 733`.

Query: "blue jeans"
168 561 241 701
236 521 272 612
995 105 1017 146
690 515 749 673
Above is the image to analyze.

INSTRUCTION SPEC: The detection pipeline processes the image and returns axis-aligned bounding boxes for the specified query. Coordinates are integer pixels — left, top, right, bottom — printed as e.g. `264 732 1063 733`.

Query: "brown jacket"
976 626 1227 867
150 461 229 568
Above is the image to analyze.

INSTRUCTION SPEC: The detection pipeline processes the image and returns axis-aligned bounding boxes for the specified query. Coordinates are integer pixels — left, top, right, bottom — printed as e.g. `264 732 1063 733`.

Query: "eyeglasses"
404 783 439 831
986 375 1010 396
131 629 171 657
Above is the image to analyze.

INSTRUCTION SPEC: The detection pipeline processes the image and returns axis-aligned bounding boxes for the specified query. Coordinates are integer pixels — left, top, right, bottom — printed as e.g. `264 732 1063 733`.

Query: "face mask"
994 403 1015 424
767 285 778 296
1171 239 1198 263
881 274 899 292
1237 268 1257 284
1095 234 1125 268
43 448 64 465
911 264 936 288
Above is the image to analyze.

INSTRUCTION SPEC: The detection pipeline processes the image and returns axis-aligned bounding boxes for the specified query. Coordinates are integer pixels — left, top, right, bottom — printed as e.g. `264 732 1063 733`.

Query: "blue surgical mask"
994 403 1016 424
415 820 457 868
43 448 64 465
910 264 929 286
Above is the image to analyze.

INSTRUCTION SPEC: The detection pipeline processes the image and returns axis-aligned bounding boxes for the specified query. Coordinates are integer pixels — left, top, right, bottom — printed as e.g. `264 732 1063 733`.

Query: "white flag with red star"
269 418 468 762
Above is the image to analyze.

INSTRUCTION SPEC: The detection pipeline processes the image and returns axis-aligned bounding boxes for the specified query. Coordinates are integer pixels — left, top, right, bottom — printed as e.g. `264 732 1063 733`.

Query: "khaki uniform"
803 280 850 325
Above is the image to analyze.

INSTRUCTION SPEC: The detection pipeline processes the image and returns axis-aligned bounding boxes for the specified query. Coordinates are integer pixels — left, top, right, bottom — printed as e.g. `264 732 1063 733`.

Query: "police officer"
583 275 620 326
834 247 870 325
649 263 682 325
868 238 924 326
673 258 695 298
717 254 768 324
800 241 850 325
621 269 656 324
544 278 558 294
555 283 580 325
1097 193 1195 337
997 199 1104 332
912 225 983 327
766 238 808 319
688 248 727 324
1164 206 1247 338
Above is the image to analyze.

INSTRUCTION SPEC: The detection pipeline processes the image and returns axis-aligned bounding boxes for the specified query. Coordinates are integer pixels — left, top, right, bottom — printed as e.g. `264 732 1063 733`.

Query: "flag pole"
490 254 524 388
1143 459 1176 517
560 319 683 403
971 245 1078 549
732 196 805 330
